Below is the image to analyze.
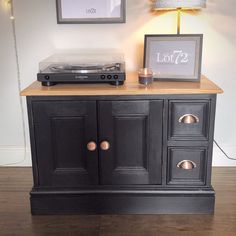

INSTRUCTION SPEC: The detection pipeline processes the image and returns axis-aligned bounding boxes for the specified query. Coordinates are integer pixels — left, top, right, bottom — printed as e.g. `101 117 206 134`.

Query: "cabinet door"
98 100 163 185
32 101 98 187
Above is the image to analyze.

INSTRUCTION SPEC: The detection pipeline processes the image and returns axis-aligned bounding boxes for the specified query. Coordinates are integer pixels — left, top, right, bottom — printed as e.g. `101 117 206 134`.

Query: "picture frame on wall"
56 0 126 24
144 34 203 82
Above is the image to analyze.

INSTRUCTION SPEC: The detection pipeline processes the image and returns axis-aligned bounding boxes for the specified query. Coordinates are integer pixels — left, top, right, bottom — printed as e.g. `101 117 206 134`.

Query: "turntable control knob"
107 75 112 80
101 75 105 80
44 75 50 80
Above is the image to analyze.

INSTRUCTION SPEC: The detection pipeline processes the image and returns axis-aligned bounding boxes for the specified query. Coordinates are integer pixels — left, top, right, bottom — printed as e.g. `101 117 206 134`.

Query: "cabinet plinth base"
30 189 215 215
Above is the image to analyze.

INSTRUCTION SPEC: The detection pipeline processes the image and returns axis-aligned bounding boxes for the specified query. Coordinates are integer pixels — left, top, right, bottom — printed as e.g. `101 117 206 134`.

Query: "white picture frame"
144 34 203 82
56 0 126 24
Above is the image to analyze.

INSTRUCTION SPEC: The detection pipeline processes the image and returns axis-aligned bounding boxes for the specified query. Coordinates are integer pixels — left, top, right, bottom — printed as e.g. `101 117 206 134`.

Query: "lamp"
154 0 206 34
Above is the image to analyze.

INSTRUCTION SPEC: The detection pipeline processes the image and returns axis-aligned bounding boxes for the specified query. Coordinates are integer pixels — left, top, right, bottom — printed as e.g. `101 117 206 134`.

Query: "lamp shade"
155 0 206 10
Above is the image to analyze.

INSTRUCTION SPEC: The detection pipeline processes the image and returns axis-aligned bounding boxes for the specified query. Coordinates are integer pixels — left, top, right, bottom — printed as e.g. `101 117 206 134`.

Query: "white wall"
0 0 235 166
0 0 29 165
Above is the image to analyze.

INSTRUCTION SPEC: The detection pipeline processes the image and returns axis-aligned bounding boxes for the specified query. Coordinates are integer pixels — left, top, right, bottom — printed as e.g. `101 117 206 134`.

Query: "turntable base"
37 53 126 86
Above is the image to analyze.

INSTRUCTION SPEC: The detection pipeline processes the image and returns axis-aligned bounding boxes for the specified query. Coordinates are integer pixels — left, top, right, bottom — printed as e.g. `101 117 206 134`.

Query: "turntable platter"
49 63 121 74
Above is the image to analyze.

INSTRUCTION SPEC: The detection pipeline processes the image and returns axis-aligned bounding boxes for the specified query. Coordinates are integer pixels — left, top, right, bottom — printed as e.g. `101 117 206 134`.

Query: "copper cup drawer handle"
177 160 197 170
100 141 110 151
87 141 97 152
179 114 199 124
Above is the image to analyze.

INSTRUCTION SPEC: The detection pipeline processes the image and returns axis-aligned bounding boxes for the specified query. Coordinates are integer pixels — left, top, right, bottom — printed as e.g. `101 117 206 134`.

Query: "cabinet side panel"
27 97 39 186
206 95 217 186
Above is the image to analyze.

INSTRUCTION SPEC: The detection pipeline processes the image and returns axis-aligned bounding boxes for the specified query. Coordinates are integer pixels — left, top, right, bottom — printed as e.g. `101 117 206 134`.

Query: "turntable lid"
39 52 125 72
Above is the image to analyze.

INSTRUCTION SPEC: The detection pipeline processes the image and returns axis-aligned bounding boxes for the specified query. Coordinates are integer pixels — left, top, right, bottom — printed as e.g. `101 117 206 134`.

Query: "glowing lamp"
154 0 206 33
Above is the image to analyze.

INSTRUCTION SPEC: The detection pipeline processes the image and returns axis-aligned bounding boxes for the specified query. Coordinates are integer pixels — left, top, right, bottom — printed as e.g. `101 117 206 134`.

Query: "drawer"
167 147 207 186
168 100 210 140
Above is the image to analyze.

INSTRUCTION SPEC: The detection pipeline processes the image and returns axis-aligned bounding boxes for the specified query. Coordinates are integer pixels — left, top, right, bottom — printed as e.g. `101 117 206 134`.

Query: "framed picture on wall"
56 0 126 24
144 34 203 82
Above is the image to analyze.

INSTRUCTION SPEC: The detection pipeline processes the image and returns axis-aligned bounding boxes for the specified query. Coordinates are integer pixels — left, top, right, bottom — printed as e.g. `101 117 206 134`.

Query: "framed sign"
144 34 203 82
56 0 126 24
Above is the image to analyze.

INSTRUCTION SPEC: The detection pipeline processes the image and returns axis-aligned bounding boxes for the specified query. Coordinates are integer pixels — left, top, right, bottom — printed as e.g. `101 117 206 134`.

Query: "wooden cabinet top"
21 72 223 96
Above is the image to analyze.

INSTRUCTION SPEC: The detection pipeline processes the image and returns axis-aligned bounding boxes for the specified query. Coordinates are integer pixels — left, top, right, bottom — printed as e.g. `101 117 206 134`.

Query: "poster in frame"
56 0 126 24
144 34 203 82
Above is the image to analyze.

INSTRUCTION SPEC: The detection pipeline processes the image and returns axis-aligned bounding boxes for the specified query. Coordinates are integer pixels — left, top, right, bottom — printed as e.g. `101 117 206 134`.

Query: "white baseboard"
212 144 236 166
0 145 235 167
0 146 32 166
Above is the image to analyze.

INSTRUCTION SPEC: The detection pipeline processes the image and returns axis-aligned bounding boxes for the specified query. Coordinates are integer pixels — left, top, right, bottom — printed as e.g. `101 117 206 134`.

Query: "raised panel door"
98 100 163 185
32 100 98 187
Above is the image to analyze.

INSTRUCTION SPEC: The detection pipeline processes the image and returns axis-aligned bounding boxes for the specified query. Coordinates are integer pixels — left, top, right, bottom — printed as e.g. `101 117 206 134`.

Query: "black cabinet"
27 94 217 214
31 99 163 187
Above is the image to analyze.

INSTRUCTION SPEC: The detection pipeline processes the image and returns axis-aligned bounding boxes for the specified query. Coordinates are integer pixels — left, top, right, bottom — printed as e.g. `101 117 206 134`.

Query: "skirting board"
212 145 236 166
0 146 31 166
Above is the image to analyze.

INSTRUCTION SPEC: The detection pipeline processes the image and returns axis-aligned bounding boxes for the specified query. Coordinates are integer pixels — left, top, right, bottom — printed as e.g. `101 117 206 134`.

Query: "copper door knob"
177 160 197 170
179 114 199 124
87 141 97 152
100 141 110 151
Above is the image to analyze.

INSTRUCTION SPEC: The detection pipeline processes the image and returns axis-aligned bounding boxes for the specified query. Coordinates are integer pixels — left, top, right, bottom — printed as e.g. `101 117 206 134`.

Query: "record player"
37 53 126 86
